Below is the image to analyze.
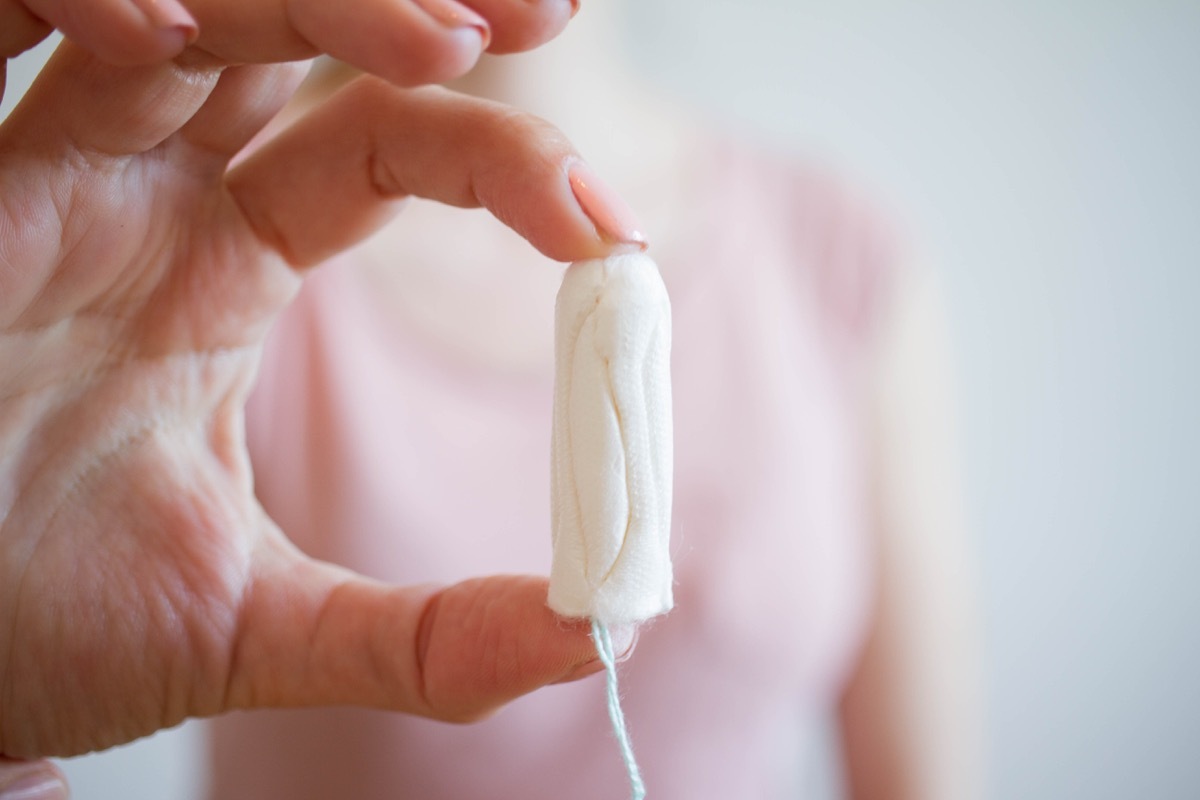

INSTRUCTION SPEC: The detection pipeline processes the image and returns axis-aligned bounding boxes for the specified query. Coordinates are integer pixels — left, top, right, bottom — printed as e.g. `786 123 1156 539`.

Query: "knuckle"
484 107 573 165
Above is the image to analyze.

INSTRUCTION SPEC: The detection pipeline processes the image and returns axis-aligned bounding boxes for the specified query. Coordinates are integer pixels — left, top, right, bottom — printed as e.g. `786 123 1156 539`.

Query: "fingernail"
556 657 603 684
0 772 68 800
608 624 639 663
568 161 648 250
553 623 639 684
130 0 199 42
413 0 492 50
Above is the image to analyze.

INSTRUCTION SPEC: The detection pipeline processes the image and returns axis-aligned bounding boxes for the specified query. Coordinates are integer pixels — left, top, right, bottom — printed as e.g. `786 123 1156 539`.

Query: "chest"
256 256 874 699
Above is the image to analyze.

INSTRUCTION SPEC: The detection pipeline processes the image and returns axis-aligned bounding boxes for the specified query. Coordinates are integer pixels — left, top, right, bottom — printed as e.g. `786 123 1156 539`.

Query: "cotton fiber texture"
548 253 674 626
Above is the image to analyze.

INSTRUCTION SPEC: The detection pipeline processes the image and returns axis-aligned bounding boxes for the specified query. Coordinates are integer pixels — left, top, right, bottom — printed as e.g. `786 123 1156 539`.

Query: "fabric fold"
548 253 674 625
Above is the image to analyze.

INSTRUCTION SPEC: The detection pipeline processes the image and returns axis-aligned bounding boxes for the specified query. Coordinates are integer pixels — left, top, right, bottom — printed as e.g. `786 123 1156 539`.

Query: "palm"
1 64 299 755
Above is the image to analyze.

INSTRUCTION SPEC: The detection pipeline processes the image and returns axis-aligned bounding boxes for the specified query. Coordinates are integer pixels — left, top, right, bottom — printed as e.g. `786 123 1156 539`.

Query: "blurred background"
4 0 1198 797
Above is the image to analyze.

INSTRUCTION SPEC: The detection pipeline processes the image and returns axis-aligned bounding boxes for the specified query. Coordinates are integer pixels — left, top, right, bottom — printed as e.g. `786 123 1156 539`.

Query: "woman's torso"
208 139 897 799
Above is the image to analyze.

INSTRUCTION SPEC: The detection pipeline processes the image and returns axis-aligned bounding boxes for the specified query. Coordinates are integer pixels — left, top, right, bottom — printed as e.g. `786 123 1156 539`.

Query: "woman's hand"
0 0 642 776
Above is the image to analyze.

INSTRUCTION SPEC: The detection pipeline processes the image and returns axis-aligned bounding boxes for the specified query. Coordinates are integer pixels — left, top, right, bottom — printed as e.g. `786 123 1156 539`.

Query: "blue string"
592 619 647 800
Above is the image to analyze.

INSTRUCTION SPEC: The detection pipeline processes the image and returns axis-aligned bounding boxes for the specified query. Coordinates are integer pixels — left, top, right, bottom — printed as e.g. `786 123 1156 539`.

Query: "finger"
1 39 218 158
0 757 68 800
0 0 53 60
184 0 572 79
12 0 573 84
17 0 196 65
177 61 309 166
222 541 605 722
227 78 648 266
458 0 576 55
0 0 52 101
208 0 488 88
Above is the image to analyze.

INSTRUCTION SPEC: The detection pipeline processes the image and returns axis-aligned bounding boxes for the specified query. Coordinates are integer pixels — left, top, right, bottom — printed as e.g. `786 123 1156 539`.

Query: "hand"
0 0 643 774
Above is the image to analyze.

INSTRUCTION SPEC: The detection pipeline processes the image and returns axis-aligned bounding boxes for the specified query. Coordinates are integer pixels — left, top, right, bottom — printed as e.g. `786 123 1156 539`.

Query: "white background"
4 1 1199 798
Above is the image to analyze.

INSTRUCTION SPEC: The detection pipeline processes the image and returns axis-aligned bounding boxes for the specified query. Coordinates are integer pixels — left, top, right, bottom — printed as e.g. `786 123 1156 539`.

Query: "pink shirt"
209 141 899 798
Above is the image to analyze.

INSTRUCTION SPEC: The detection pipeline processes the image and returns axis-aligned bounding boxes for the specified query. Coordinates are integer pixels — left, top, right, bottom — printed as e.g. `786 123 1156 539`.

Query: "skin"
0 0 633 793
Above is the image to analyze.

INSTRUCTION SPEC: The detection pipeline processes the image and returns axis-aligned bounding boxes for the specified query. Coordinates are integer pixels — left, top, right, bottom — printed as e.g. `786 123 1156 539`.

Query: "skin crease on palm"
0 0 641 767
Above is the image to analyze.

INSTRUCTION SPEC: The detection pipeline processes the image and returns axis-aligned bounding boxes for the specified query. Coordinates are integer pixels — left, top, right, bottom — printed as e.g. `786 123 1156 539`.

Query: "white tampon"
548 253 674 626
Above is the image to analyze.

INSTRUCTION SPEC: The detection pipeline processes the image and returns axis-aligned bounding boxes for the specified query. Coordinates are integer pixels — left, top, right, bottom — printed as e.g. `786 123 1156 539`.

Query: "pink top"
209 141 900 799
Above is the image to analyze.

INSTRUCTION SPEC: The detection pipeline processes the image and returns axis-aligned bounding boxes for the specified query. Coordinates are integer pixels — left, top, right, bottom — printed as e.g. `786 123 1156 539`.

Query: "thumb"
222 536 607 722
0 758 68 800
